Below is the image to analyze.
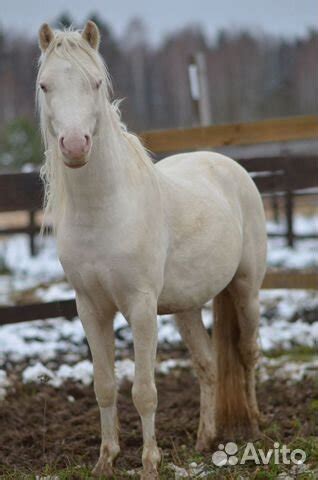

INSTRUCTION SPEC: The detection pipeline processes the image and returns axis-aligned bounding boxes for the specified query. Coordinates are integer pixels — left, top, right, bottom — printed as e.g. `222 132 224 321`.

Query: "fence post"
29 210 36 256
285 190 294 248
283 153 295 248
271 193 280 224
188 52 212 126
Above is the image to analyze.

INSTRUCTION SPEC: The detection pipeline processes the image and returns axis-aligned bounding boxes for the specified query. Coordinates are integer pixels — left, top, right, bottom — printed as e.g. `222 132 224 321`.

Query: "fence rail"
1 154 315 250
0 270 316 326
140 115 318 153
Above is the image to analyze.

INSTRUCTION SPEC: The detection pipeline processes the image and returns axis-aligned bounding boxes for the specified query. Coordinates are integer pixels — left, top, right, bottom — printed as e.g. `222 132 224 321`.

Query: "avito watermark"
212 442 306 467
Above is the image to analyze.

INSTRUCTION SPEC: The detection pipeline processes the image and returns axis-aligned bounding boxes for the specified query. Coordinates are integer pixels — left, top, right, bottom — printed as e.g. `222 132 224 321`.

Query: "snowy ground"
267 216 317 269
0 215 317 398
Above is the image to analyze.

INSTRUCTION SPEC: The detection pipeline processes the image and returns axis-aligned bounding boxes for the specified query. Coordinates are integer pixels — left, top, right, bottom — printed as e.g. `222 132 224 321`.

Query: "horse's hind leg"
229 276 261 428
213 276 262 441
175 309 216 451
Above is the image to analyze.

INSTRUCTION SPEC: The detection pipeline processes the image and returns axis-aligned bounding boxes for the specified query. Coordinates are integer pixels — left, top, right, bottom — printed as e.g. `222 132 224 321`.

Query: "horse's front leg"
128 295 161 480
76 297 119 478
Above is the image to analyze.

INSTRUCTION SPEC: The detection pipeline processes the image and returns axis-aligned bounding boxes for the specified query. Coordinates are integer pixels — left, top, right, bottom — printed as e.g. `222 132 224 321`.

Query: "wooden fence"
0 172 43 255
0 155 316 251
0 268 317 326
0 115 317 325
1 115 317 252
140 115 318 153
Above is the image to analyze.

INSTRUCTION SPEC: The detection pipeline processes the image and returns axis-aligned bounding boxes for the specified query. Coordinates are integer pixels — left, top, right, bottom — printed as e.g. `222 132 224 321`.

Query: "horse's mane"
37 28 151 231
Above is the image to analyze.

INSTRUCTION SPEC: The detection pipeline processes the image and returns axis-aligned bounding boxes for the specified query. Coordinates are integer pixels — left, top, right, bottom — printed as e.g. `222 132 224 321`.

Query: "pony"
36 21 267 479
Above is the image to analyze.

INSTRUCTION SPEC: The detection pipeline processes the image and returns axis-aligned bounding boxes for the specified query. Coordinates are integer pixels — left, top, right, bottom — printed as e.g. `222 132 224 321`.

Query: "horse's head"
37 22 105 169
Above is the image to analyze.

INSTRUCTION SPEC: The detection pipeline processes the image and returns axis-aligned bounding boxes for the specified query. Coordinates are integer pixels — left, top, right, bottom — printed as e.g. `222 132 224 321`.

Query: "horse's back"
157 151 256 201
157 152 263 232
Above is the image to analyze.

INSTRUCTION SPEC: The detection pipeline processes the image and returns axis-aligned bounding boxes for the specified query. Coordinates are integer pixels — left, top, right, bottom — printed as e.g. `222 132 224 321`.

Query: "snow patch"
36 282 75 302
0 317 87 366
22 362 56 385
21 359 136 388
115 358 135 383
157 359 191 375
258 356 317 383
15 352 318 391
0 235 64 293
56 360 93 386
0 369 10 400
260 319 318 351
169 463 189 478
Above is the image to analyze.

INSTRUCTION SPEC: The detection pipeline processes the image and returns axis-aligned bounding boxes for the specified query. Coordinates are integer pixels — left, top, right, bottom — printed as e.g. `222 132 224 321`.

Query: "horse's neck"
61 110 156 220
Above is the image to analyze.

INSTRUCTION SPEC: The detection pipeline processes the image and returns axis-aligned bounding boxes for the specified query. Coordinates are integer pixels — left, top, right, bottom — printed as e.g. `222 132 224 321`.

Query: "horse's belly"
158 235 241 314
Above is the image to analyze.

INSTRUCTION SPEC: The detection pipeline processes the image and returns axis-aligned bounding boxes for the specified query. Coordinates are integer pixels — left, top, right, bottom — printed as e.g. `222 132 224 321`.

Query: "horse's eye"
95 79 102 90
39 82 48 93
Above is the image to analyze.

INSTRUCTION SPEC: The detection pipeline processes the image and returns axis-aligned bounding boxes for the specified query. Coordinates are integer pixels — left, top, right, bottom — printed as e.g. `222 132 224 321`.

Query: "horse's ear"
82 21 100 50
39 23 55 52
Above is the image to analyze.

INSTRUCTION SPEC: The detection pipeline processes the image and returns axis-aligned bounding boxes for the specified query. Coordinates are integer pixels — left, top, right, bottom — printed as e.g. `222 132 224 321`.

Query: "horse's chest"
57 224 162 305
57 231 112 294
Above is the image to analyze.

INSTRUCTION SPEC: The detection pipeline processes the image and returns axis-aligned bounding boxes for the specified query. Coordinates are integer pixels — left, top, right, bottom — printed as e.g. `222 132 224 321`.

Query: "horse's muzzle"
59 131 91 166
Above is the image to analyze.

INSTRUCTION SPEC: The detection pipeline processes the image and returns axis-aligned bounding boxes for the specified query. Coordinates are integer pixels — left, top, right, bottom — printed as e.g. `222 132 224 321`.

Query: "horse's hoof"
195 436 214 452
140 460 159 480
140 468 159 480
92 458 114 478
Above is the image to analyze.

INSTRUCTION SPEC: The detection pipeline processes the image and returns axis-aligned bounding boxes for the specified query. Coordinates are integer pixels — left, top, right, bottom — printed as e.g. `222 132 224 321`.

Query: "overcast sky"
1 0 316 43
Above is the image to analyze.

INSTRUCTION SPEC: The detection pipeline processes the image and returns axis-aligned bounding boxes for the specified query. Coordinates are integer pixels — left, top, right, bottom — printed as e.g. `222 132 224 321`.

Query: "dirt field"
0 206 317 479
0 366 317 479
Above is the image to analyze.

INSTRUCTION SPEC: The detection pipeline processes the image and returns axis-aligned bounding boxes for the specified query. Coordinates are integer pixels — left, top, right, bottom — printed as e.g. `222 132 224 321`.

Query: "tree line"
0 13 316 168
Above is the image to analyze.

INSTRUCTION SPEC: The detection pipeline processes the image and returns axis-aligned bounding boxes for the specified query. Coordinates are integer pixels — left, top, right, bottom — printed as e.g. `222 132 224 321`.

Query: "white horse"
37 22 267 479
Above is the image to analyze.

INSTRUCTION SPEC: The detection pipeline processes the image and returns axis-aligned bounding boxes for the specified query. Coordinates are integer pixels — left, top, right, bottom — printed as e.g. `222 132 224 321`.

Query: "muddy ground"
0 367 317 479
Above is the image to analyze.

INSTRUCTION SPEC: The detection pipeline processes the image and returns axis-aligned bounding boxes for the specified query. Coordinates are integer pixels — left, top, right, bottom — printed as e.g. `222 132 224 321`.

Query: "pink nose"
59 133 91 160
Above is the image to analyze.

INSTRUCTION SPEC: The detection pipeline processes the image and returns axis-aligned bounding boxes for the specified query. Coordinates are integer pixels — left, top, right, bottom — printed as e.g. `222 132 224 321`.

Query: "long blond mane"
37 28 151 230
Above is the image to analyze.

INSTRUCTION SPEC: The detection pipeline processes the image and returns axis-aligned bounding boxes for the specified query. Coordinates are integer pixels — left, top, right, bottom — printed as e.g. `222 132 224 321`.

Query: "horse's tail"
213 286 251 438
